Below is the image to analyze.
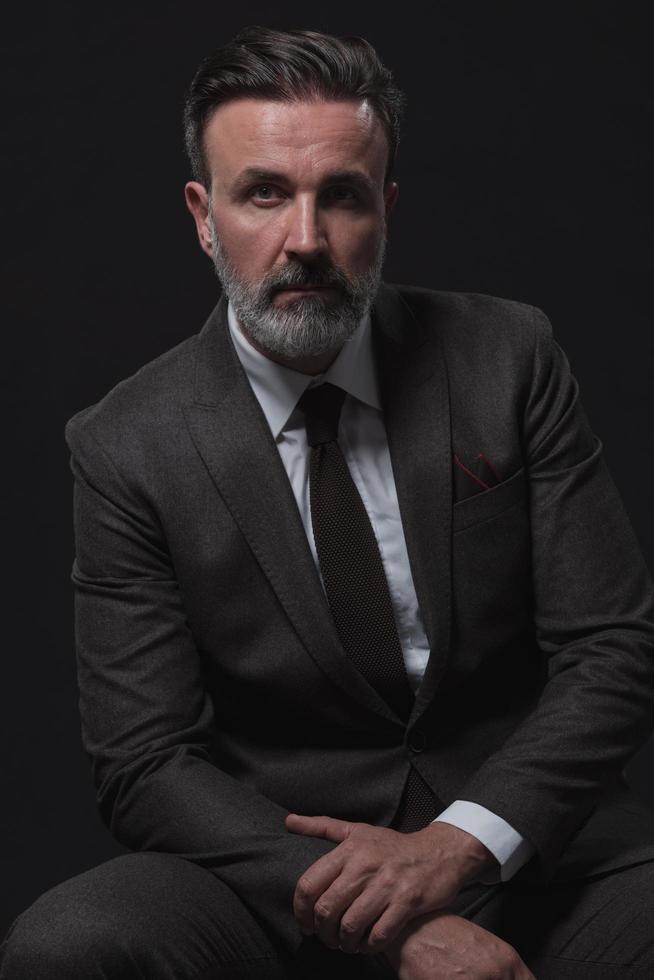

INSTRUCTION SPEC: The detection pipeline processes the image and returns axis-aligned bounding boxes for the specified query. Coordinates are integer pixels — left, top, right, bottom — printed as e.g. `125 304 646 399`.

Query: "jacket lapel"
371 284 453 721
183 284 453 725
183 293 400 724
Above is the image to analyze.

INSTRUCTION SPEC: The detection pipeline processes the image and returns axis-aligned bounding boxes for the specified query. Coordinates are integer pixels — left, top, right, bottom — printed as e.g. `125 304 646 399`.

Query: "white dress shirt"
227 299 535 884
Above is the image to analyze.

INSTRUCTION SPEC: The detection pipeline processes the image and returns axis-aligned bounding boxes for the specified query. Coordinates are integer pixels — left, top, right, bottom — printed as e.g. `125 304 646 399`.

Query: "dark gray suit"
58 282 654 962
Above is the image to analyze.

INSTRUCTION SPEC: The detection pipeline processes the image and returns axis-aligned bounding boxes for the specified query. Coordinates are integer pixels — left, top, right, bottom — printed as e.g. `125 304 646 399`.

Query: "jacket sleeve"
65 413 334 957
457 307 654 880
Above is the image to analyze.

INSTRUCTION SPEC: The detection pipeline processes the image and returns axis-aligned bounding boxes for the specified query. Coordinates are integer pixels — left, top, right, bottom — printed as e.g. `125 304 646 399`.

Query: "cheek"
330 219 384 270
216 214 281 273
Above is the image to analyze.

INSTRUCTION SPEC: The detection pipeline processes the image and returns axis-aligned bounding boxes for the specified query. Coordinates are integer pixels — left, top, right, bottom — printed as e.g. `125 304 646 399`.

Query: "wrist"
381 911 453 968
381 913 429 969
422 821 499 885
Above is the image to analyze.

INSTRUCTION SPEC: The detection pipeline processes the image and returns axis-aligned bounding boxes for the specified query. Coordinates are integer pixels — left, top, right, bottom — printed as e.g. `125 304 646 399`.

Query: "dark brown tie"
297 381 438 832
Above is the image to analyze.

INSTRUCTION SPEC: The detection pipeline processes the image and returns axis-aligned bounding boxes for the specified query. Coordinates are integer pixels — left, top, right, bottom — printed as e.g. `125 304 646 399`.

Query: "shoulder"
64 322 201 461
391 282 552 343
381 283 561 421
388 282 555 380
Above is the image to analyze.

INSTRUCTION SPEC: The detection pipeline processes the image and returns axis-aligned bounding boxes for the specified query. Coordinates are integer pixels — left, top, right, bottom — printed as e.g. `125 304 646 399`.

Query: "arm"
384 912 536 980
285 309 654 954
65 415 334 957
458 309 654 879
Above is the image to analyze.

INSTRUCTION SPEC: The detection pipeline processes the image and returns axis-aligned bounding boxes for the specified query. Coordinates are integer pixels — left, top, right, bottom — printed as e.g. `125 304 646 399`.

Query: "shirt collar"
227 298 381 439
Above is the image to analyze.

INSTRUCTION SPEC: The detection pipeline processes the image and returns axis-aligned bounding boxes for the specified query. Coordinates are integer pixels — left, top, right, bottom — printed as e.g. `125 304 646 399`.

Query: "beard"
207 209 386 359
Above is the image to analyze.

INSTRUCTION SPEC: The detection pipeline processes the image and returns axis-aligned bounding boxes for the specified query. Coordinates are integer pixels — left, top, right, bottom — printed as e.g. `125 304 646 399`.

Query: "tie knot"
297 382 346 447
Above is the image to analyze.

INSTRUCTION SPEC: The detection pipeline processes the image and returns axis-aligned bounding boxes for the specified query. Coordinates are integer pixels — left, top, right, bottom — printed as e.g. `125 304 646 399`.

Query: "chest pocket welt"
453 466 526 533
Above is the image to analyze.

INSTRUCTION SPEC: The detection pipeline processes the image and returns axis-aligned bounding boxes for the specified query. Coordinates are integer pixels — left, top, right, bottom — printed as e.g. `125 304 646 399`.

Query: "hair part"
183 25 406 191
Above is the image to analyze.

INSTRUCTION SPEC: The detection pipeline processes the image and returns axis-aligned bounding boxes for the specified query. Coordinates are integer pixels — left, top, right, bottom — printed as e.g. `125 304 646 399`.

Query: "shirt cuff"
432 800 536 884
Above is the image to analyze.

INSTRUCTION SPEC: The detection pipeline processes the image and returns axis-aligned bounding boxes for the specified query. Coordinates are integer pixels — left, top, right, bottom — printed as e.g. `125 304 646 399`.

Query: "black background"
3 1 653 937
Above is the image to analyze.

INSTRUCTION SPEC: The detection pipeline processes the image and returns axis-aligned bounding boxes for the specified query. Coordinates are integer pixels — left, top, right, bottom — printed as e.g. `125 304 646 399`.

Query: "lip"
277 286 336 293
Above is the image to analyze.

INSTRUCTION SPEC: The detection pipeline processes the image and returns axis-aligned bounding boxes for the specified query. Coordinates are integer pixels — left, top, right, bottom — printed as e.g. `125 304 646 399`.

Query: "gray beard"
207 210 386 359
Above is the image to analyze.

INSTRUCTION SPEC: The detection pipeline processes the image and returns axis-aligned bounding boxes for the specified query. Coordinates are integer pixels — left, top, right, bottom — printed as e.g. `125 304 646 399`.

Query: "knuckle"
339 918 358 936
369 926 389 947
296 876 315 901
378 870 397 889
504 947 523 970
314 902 331 921
396 881 421 907
500 941 520 962
487 953 518 980
392 889 423 916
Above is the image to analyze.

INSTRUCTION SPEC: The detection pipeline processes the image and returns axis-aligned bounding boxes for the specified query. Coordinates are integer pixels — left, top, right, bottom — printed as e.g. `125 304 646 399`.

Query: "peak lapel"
371 283 453 720
182 294 399 725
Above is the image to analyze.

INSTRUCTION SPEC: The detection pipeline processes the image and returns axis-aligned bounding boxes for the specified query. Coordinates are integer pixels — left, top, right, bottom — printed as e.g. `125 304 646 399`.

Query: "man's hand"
384 910 536 979
286 813 498 953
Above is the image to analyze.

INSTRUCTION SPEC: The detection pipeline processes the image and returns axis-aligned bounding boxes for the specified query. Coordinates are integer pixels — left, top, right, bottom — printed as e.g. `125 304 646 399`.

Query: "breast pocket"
453 466 526 533
451 465 532 675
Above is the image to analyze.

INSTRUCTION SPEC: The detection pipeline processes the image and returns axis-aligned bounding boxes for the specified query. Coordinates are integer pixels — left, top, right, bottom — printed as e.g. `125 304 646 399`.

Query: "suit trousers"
2 851 654 979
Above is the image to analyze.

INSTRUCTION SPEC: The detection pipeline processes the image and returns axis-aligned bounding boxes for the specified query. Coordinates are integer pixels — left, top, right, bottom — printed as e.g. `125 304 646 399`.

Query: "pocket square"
453 452 501 502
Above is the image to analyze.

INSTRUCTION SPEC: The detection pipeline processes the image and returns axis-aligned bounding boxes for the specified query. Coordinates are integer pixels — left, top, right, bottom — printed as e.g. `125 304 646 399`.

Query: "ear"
184 181 213 259
384 181 399 221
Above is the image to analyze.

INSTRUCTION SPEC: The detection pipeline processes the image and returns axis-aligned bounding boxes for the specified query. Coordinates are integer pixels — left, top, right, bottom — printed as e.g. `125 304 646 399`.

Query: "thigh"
469 860 654 979
0 852 288 980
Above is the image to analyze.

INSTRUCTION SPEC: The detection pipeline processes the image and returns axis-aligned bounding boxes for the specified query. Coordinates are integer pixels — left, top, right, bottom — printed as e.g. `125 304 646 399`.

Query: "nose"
282 195 328 263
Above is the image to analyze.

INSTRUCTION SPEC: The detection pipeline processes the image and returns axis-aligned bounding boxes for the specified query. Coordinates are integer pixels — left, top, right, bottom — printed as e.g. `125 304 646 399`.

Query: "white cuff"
432 800 535 884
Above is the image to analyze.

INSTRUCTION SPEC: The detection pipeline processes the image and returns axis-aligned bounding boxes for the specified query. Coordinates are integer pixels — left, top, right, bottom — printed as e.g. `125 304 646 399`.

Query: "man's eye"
250 185 282 201
247 185 358 204
329 187 357 202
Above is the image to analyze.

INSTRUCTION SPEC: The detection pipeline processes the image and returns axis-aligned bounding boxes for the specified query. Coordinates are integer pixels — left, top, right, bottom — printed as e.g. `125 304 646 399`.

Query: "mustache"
262 263 351 297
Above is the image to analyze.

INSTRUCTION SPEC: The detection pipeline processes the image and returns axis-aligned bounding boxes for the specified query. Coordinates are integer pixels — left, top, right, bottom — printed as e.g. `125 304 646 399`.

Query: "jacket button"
408 729 427 753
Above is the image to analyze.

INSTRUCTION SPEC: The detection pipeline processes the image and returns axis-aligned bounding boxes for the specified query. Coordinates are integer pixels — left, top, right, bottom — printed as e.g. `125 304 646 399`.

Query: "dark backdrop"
3 1 653 937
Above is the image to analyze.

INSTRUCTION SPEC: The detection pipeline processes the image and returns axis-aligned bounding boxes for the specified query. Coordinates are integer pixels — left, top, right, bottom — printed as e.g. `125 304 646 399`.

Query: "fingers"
293 849 346 934
312 876 371 949
360 895 416 953
307 869 400 951
336 887 392 953
349 876 435 954
286 813 354 842
314 870 421 953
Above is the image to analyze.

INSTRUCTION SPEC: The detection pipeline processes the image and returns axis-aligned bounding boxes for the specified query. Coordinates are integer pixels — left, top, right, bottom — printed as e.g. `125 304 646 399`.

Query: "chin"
274 296 332 315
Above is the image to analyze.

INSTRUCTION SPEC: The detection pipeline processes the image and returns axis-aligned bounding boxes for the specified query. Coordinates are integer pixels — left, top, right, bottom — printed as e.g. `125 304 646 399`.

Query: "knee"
0 854 171 979
1 895 122 979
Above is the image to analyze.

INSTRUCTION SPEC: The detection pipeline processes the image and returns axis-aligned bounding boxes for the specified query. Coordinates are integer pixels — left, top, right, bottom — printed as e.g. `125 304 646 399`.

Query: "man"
2 24 654 980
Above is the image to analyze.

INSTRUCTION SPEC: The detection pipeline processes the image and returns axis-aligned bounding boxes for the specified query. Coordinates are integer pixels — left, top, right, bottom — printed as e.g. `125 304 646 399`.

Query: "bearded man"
2 24 654 980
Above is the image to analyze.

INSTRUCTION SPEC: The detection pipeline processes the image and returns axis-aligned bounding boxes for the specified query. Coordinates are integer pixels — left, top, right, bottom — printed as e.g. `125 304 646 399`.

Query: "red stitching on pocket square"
477 452 500 482
453 454 490 491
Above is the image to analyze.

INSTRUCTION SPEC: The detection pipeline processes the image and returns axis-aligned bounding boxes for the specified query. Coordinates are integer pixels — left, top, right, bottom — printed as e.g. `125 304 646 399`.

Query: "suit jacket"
65 282 654 956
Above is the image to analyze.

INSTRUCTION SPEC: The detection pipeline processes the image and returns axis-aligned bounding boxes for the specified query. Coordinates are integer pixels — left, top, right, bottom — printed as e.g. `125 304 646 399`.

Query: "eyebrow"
229 167 376 196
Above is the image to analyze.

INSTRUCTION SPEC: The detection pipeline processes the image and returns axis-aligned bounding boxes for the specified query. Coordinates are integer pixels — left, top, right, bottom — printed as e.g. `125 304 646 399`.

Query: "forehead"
202 97 388 185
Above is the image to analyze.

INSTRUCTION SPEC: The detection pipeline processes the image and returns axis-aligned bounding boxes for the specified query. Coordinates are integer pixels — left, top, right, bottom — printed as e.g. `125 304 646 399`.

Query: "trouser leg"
468 859 654 979
0 852 289 980
9 850 651 979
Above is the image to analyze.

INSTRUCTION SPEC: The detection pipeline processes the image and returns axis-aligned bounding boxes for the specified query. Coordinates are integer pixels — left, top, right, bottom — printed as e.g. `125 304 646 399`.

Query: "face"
185 97 398 363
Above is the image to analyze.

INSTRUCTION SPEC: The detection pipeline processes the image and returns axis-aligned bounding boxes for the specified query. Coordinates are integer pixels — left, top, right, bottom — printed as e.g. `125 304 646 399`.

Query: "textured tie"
297 382 438 831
